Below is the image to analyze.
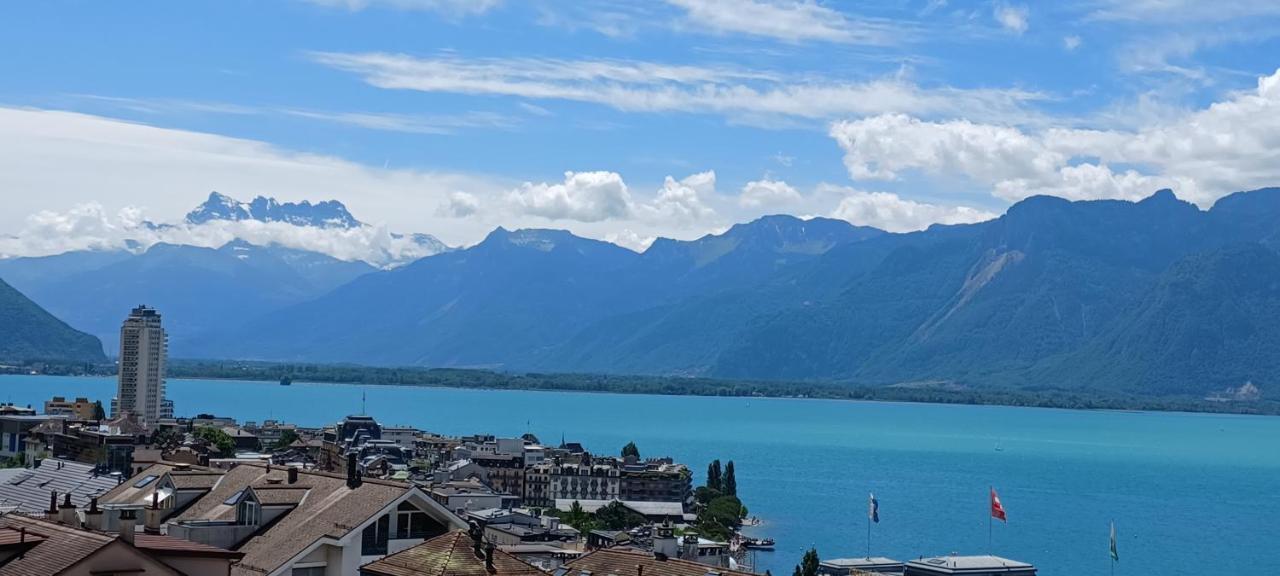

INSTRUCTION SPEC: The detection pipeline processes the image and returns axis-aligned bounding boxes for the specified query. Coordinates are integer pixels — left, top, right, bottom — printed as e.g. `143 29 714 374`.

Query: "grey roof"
0 459 118 514
554 498 683 516
905 556 1034 575
824 558 903 568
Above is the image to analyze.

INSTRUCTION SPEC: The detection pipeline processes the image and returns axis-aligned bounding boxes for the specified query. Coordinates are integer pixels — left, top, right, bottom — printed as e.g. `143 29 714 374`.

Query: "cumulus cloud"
438 191 481 217
829 68 1280 207
310 51 1045 124
604 229 658 252
509 171 635 222
640 171 717 223
827 186 996 232
1063 35 1082 51
0 203 445 266
994 3 1029 34
665 0 901 44
739 178 802 208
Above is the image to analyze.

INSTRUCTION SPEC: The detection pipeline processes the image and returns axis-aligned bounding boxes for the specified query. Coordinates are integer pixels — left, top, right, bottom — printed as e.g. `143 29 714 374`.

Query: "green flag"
1109 521 1119 562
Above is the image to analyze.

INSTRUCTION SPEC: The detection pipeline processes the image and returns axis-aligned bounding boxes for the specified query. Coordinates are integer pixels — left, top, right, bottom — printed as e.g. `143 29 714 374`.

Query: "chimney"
58 492 78 526
84 497 104 531
346 452 361 489
484 542 496 572
47 491 59 515
470 523 483 558
144 490 163 534
288 466 299 484
118 509 137 544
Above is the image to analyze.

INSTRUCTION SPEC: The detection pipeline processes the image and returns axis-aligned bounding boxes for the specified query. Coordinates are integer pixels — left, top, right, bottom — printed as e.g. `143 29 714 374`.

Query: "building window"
396 503 434 539
237 499 260 526
362 514 390 555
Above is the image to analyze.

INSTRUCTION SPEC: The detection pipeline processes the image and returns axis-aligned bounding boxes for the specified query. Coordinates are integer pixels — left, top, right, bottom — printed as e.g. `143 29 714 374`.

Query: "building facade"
113 306 173 429
44 396 99 420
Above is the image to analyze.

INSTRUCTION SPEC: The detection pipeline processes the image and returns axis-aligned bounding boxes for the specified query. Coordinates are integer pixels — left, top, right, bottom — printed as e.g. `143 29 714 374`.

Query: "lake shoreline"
8 361 1276 417
162 373 1278 418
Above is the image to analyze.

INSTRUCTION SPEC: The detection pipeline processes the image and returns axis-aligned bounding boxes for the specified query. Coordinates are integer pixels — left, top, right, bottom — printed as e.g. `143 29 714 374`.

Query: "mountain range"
2 187 1279 401
0 277 104 363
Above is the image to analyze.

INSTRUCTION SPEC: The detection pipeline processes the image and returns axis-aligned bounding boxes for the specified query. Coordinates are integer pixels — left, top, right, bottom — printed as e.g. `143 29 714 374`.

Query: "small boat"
280 376 292 386
742 537 775 550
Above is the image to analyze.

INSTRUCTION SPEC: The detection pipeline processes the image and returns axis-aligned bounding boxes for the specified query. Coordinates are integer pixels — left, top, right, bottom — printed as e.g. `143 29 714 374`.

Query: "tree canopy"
194 426 235 456
707 459 722 492
793 548 820 576
596 501 647 530
621 441 640 459
724 460 737 496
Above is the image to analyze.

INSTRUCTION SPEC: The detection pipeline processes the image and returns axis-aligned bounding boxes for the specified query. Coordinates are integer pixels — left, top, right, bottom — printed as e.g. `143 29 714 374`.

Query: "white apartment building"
112 305 173 429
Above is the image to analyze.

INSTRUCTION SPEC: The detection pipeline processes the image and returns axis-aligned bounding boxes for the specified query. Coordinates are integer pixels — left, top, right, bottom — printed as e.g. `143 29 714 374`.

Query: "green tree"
563 500 596 532
151 428 184 451
695 494 744 541
706 459 722 492
596 501 646 530
194 427 235 456
91 400 105 420
621 441 640 459
271 429 300 451
694 486 723 505
724 460 737 496
793 548 820 576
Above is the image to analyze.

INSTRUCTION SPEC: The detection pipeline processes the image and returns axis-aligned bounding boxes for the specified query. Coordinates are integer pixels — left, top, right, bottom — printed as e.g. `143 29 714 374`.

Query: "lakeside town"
0 306 1040 576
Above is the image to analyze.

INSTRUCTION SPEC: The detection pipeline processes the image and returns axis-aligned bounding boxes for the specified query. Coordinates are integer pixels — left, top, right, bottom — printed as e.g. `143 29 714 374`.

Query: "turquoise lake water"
1 375 1276 575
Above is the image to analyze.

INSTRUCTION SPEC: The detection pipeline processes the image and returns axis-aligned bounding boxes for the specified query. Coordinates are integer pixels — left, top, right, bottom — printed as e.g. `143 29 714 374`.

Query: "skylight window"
223 489 245 505
133 475 158 488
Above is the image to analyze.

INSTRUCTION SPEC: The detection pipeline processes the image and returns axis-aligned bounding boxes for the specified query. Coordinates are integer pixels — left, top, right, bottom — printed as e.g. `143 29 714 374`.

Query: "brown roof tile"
133 533 243 558
0 514 115 576
361 530 547 576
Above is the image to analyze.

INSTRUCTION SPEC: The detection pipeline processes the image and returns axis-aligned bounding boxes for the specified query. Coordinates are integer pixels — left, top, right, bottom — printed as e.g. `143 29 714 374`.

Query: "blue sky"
3 0 1280 257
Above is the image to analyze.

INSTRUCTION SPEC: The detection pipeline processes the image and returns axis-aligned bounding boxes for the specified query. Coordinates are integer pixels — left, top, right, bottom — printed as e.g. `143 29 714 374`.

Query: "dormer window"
237 494 260 526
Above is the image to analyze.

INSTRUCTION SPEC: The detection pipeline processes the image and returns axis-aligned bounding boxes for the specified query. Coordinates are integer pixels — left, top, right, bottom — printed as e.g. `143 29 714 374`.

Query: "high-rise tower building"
112 305 172 428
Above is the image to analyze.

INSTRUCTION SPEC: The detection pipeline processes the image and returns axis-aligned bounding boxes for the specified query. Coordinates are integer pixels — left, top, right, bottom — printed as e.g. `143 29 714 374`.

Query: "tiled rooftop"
361 530 547 576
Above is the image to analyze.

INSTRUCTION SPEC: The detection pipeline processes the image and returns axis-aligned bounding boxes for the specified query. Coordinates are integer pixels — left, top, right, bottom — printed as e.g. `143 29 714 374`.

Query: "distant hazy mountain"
0 278 104 363
196 215 883 366
185 191 361 228
192 188 1280 401
0 240 374 353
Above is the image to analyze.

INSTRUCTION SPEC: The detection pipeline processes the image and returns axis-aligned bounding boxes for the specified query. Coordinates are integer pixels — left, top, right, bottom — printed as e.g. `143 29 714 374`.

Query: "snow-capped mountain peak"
185 191 361 228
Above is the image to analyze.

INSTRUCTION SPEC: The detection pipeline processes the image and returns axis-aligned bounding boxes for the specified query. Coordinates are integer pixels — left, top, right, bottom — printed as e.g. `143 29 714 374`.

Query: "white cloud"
739 178 801 208
310 52 1045 124
664 0 900 44
439 191 480 217
994 3 1028 34
509 171 635 222
301 0 500 16
828 187 996 232
0 203 446 266
280 109 517 134
640 171 717 223
604 229 657 252
1086 0 1280 23
1063 35 1082 51
0 106 509 249
829 68 1280 207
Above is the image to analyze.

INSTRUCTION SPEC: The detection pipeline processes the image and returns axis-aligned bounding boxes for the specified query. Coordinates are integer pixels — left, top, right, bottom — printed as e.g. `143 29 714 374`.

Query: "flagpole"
866 513 871 559
987 486 992 554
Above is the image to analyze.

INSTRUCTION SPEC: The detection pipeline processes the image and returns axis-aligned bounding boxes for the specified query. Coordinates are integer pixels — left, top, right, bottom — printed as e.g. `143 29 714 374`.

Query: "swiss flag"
990 487 1007 522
